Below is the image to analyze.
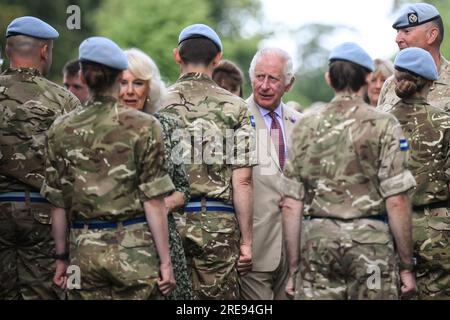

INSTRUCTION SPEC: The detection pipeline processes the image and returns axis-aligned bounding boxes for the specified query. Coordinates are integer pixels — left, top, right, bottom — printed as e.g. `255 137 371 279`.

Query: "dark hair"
179 37 219 65
63 59 81 77
431 17 444 46
328 60 370 92
212 60 244 97
394 70 429 99
80 60 121 94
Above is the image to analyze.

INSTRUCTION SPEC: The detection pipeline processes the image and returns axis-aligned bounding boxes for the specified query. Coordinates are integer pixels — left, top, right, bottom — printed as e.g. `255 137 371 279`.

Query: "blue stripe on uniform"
0 192 49 203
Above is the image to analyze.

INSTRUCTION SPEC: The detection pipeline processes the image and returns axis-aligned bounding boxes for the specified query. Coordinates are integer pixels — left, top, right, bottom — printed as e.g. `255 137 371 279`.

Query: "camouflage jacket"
282 94 416 219
154 112 190 204
378 55 450 111
159 73 255 204
41 96 174 222
0 67 80 192
383 97 450 206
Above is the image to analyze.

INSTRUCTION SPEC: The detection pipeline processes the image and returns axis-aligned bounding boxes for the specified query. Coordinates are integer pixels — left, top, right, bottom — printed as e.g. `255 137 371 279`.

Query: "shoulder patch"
400 138 409 151
249 115 256 128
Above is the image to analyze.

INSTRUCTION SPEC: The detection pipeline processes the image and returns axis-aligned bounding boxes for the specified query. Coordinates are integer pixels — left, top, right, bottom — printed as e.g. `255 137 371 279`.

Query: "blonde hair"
372 59 394 80
123 48 167 114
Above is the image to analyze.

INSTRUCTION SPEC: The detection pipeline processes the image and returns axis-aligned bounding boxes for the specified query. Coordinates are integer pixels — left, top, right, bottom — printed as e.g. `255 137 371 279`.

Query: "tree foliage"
94 0 265 85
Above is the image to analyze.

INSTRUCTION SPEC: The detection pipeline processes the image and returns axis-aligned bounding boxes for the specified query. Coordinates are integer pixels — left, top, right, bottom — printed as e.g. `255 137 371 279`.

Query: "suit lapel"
282 105 298 145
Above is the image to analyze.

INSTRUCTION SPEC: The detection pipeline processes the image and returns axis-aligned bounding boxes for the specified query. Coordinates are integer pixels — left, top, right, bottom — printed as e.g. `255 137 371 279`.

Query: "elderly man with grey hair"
240 47 302 300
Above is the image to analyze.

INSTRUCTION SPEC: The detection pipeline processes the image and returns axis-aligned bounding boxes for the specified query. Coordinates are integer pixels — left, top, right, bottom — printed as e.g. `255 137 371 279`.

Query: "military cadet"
42 37 176 299
240 47 302 300
62 59 90 104
0 16 80 300
382 48 450 299
159 24 255 300
281 42 417 300
378 3 450 111
119 48 194 300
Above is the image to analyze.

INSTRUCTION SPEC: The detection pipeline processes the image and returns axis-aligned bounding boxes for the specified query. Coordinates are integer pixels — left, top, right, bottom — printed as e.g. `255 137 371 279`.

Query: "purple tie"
269 112 285 169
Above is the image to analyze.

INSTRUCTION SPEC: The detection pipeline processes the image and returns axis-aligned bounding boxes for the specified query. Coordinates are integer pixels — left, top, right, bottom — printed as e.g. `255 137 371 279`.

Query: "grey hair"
249 47 294 85
123 48 167 114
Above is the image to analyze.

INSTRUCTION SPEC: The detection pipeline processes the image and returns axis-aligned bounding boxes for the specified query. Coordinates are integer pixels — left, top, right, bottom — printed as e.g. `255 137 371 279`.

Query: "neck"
429 47 441 71
336 87 365 97
10 59 43 74
181 64 213 78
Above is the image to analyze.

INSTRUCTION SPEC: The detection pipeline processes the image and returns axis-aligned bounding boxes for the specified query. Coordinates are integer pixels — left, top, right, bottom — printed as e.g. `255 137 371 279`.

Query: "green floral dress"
154 112 194 300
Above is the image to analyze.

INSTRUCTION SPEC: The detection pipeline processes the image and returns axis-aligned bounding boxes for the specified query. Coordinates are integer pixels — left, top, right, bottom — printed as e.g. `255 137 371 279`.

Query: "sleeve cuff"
139 174 175 201
379 170 416 198
40 182 65 208
281 175 305 201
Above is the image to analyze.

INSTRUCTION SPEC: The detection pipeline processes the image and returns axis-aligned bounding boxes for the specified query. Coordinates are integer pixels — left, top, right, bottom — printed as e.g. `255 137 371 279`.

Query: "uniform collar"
435 55 450 85
86 95 118 106
331 93 364 103
3 67 41 77
401 96 429 105
178 72 214 83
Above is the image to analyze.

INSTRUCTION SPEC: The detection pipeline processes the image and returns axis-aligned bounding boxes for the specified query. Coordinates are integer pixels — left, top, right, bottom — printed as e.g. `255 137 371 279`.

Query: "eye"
133 80 145 87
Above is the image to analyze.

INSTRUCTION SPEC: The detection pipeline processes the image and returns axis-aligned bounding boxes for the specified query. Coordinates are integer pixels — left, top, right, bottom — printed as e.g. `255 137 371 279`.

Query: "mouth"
258 93 274 100
123 99 139 107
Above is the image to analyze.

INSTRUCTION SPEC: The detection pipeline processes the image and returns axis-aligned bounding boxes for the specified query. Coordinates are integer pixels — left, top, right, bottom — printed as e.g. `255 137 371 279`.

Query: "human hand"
237 243 252 276
285 274 296 299
399 270 417 299
157 263 176 296
53 260 69 290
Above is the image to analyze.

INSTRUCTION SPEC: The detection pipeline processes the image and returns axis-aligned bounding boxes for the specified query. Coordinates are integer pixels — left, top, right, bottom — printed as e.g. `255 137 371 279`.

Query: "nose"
375 79 384 89
395 32 403 46
125 82 134 96
261 76 270 90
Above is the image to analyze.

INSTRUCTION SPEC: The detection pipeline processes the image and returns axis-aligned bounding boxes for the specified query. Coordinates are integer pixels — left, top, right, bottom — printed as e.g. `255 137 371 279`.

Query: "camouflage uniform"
160 73 254 300
378 56 450 111
41 96 175 300
383 97 450 299
282 94 416 299
0 67 79 299
154 112 194 300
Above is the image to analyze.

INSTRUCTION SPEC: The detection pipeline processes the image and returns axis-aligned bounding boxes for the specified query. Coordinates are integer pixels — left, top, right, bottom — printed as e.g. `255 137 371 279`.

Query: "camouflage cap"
6 16 59 39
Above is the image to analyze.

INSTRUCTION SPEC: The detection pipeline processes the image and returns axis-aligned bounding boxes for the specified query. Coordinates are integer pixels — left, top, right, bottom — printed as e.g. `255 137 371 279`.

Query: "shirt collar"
257 103 283 119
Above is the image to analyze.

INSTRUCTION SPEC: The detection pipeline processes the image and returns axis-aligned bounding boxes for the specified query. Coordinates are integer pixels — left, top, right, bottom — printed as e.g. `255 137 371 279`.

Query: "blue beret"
394 47 438 80
329 42 374 71
6 16 59 39
178 24 222 52
392 3 440 29
79 37 128 70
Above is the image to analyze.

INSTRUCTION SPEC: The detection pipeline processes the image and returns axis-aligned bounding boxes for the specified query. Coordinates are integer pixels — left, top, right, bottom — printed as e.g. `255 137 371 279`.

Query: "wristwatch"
398 260 414 271
54 252 70 261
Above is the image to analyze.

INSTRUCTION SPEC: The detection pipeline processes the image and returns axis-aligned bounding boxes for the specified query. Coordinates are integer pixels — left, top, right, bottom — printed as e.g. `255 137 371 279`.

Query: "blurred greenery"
0 0 265 89
0 0 100 83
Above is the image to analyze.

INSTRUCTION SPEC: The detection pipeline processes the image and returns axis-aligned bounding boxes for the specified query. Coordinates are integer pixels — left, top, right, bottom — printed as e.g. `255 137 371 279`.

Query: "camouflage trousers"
295 217 399 300
0 200 62 300
412 206 450 300
68 221 163 300
174 211 240 300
